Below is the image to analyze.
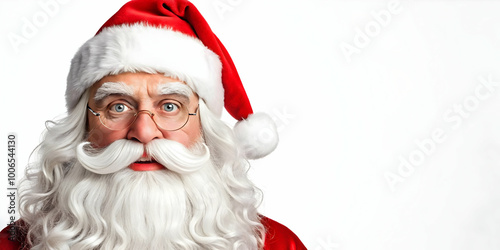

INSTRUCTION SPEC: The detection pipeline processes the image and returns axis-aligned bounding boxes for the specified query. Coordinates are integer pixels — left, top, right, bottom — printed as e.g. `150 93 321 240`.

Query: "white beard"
31 139 262 250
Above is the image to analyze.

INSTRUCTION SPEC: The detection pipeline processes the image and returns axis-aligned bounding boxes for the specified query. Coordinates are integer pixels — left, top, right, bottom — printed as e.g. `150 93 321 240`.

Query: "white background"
1 0 500 249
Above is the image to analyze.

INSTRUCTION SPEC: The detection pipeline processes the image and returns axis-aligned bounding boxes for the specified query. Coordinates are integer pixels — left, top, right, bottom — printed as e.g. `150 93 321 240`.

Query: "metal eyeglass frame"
87 104 198 131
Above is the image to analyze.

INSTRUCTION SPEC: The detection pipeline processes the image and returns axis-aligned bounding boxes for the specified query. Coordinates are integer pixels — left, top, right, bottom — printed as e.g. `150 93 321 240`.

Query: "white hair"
75 139 210 175
19 90 265 249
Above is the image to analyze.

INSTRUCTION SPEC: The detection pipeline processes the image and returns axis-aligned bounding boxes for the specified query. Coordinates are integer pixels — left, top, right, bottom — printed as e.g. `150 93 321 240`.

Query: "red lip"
129 159 165 171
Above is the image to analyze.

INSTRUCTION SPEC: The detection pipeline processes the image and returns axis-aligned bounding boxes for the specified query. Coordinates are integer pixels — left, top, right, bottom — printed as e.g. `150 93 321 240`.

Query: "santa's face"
23 72 263 249
86 72 202 170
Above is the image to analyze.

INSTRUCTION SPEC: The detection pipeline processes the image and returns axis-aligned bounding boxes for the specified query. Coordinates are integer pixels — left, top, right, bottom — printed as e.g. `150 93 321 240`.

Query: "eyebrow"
94 82 134 102
157 82 193 100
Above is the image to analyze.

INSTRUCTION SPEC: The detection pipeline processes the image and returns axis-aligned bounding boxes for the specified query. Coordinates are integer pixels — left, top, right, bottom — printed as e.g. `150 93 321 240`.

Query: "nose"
126 110 163 144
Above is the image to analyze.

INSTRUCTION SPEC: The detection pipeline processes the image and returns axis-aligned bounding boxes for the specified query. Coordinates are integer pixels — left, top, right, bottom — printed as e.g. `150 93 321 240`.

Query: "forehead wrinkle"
94 82 134 102
157 82 193 99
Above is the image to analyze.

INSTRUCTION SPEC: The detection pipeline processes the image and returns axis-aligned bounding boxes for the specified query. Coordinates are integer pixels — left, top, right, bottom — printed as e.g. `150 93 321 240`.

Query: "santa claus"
0 0 305 249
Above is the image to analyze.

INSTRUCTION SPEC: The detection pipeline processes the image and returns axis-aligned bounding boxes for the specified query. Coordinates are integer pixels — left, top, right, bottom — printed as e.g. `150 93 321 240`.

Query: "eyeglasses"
87 102 198 131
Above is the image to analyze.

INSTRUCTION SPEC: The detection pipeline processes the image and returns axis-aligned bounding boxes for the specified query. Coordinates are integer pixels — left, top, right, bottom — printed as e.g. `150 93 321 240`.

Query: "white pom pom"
233 113 279 159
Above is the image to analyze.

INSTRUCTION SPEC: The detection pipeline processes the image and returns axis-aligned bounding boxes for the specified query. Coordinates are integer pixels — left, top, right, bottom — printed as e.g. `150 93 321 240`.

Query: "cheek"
165 118 202 148
185 117 202 145
87 120 125 148
87 131 118 148
185 125 202 146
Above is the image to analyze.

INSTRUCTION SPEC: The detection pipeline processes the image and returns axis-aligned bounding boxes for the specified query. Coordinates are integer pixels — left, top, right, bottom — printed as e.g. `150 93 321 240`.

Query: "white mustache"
76 139 210 175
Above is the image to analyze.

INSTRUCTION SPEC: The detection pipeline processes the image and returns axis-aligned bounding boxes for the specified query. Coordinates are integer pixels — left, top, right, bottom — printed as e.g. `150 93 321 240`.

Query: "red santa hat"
65 0 278 159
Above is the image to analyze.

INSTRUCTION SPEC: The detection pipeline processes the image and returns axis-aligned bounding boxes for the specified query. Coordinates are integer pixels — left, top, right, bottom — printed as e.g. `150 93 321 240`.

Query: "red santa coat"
0 217 306 249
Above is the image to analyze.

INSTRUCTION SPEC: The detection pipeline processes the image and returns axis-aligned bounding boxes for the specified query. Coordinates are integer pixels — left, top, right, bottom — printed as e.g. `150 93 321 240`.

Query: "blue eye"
113 103 126 112
163 103 179 112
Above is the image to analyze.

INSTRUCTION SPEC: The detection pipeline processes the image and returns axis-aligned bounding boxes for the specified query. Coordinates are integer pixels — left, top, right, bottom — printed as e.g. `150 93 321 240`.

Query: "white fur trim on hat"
66 23 224 117
233 113 279 159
